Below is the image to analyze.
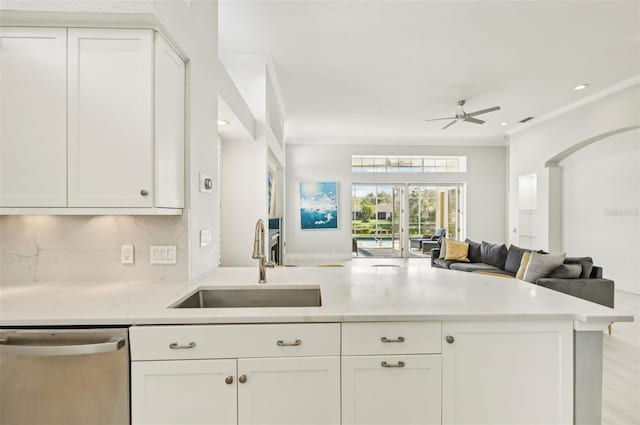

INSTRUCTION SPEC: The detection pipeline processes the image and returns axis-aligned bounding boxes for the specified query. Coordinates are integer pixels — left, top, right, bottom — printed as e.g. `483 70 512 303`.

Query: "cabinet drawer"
342 322 441 355
130 323 340 360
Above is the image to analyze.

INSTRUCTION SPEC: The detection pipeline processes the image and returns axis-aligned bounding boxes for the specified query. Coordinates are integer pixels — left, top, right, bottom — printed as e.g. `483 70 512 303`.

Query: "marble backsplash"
0 215 189 283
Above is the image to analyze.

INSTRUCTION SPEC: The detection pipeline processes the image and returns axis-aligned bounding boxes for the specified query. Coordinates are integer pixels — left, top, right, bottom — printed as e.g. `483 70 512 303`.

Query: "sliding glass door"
353 183 463 258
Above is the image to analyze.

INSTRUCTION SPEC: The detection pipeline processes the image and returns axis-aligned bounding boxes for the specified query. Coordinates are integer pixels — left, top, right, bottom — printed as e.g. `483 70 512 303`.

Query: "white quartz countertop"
0 265 633 327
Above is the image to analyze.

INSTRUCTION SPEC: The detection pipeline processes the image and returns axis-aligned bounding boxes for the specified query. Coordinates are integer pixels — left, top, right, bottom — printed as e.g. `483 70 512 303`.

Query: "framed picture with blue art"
299 182 338 230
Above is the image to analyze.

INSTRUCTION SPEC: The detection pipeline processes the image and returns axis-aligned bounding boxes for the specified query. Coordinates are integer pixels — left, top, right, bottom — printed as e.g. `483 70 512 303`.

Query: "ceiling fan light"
500 122 509 126
574 83 589 91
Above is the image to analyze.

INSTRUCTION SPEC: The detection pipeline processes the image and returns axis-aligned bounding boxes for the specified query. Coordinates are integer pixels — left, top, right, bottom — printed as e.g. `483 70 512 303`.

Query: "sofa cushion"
549 264 582 279
505 245 532 274
472 269 516 278
450 262 500 273
465 239 482 263
433 258 460 269
523 252 566 283
481 241 508 270
564 257 593 279
444 239 470 262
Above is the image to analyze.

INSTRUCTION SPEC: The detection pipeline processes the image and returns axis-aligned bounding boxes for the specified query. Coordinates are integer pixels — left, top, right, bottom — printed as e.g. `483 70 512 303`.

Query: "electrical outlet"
121 245 134 264
200 229 212 247
150 245 177 264
199 173 213 194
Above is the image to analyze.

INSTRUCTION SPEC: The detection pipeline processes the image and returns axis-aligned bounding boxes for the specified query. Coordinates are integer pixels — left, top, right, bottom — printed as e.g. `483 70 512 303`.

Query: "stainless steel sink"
170 287 322 308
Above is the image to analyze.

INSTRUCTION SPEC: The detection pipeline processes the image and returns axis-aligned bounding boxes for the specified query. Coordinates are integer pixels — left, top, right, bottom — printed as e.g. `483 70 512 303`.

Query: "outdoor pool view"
352 184 462 258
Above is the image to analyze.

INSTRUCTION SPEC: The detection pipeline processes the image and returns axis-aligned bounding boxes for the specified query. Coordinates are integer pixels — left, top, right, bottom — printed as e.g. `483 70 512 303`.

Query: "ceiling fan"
425 100 501 130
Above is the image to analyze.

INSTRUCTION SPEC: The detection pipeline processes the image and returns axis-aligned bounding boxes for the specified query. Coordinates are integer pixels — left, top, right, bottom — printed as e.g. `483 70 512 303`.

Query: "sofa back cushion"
523 252 566 283
564 257 594 279
481 241 508 270
465 239 482 263
549 264 582 279
505 245 533 274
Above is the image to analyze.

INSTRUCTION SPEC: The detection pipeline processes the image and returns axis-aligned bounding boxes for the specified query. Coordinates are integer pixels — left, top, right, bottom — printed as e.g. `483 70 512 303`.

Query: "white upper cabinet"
0 26 185 213
154 33 185 209
67 28 154 207
0 27 67 207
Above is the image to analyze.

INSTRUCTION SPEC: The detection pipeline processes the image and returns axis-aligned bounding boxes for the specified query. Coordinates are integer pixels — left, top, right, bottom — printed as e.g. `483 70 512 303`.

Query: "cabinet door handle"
238 374 247 384
169 342 196 350
225 376 234 385
381 336 405 343
276 339 302 347
446 335 455 344
381 361 405 368
140 189 149 196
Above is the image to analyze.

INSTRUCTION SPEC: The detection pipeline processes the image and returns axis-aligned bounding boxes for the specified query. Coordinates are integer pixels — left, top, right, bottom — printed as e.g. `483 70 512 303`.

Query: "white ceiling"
219 1 640 145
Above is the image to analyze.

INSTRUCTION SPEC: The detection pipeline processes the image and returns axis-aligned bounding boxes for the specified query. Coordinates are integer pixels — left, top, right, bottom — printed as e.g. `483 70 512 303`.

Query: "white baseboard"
284 252 352 263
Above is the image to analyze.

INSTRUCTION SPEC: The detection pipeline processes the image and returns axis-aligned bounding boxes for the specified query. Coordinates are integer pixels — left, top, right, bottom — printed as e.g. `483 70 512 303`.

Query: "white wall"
220 135 267 267
508 83 640 293
561 129 639 294
285 144 507 260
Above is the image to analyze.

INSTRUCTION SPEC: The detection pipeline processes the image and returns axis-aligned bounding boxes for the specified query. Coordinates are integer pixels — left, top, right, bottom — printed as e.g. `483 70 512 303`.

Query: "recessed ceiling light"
217 119 229 126
574 83 589 91
500 122 509 126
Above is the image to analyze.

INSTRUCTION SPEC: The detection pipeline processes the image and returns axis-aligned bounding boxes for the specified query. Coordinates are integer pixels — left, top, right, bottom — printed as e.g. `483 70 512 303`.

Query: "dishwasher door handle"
0 337 125 356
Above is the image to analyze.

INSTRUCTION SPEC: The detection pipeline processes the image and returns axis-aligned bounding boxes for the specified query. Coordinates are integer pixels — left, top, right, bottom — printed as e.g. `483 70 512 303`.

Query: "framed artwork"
267 167 276 218
299 182 338 230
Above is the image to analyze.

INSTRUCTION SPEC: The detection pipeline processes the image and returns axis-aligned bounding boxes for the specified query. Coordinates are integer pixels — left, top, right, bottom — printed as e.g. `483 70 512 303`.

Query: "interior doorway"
352 183 464 258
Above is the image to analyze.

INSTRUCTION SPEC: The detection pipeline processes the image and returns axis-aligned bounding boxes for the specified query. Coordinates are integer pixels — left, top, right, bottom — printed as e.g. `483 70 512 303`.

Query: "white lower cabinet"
131 359 237 425
342 355 442 425
442 320 573 425
238 356 341 425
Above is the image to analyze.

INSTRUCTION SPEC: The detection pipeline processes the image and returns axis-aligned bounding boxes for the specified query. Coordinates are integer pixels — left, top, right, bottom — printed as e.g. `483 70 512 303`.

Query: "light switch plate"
121 245 134 264
199 173 213 194
200 229 212 247
150 245 177 264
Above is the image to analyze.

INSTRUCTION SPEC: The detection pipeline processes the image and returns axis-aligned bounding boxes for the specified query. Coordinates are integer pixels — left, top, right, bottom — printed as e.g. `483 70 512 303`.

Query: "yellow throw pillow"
516 251 532 280
444 239 470 262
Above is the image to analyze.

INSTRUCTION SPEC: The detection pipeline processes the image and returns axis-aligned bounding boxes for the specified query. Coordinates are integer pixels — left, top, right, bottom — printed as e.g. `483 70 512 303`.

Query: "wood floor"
603 289 640 425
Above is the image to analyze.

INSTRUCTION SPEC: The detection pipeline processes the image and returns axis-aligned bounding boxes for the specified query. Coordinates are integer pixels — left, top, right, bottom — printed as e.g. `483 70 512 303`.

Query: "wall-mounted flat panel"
67 28 153 207
0 27 67 207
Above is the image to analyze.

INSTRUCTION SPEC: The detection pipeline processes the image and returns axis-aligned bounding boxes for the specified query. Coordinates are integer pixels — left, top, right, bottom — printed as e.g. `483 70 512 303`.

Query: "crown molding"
506 74 640 137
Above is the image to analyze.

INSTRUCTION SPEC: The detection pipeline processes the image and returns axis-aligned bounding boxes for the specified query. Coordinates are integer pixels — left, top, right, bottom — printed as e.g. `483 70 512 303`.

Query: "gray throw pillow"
564 257 593 278
504 245 531 274
481 241 508 270
465 239 482 263
549 264 582 279
523 252 566 283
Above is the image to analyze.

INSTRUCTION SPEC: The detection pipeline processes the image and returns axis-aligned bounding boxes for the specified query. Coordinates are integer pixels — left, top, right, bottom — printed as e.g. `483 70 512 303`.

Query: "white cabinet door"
0 27 67 207
342 355 441 425
67 28 153 207
442 321 573 425
237 356 340 425
154 33 185 208
131 359 237 425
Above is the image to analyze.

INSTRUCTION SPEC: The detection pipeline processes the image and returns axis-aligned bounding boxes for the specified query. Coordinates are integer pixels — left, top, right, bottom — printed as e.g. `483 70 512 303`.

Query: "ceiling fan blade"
468 106 501 116
425 117 457 122
464 117 485 125
442 120 457 130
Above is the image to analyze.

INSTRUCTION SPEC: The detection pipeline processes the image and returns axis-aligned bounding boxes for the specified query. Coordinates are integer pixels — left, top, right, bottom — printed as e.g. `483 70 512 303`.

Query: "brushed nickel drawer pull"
381 336 405 343
276 339 302 347
169 342 196 350
381 361 405 368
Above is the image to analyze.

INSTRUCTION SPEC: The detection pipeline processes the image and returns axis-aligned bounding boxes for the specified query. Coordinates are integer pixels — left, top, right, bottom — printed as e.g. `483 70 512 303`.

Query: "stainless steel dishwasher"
0 328 129 425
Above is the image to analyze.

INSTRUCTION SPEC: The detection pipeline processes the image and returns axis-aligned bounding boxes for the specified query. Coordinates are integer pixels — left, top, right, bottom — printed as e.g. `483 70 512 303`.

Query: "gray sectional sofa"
431 241 615 308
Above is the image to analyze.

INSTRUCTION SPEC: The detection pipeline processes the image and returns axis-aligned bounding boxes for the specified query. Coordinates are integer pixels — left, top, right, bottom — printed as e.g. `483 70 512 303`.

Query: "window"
352 155 466 173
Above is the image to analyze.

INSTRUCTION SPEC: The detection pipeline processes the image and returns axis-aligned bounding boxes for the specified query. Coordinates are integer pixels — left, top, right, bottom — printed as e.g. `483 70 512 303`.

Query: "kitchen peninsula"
0 265 631 425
